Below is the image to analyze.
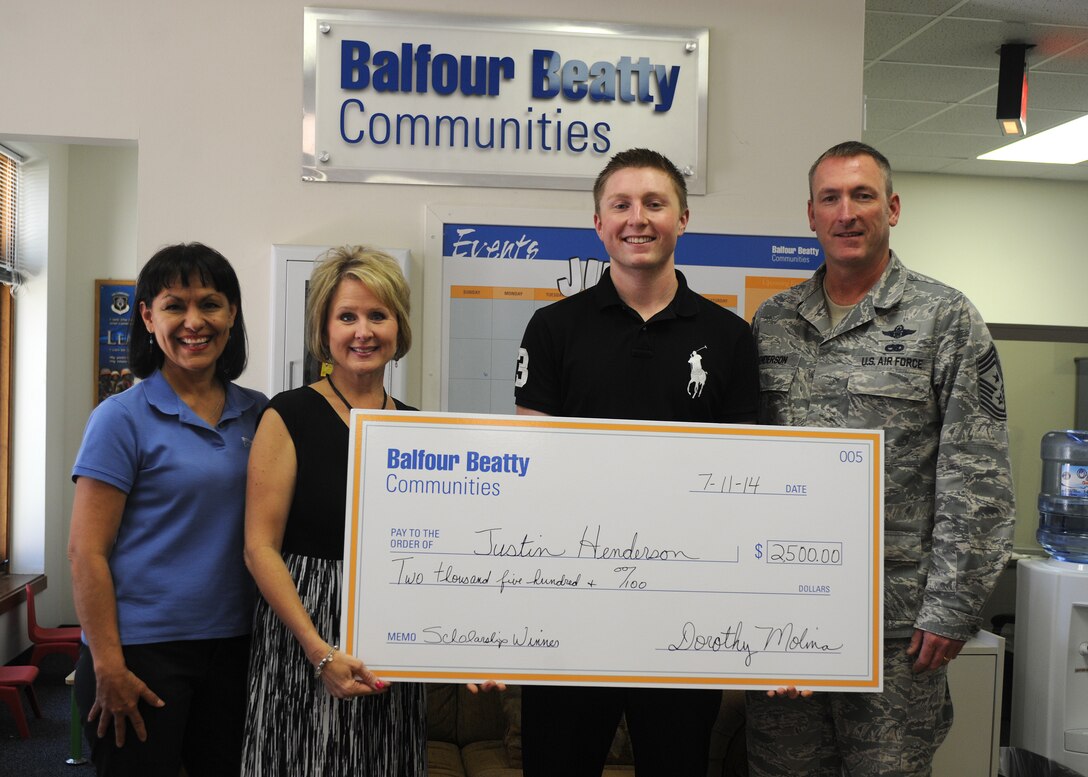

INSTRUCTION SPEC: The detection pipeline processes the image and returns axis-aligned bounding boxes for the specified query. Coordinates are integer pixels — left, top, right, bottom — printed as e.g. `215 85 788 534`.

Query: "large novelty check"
341 413 883 692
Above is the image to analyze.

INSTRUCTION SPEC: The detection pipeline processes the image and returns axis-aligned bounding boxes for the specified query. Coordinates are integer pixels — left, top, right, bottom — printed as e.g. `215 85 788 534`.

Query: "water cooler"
1012 431 1088 775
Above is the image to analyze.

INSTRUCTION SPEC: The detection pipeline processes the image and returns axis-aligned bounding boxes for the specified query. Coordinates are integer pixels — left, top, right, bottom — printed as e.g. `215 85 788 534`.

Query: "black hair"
128 242 248 380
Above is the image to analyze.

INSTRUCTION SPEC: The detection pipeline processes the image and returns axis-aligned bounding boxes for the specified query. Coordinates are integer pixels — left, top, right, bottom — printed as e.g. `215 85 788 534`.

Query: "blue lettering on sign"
337 41 681 112
530 49 681 113
340 99 365 144
341 40 515 96
337 100 611 153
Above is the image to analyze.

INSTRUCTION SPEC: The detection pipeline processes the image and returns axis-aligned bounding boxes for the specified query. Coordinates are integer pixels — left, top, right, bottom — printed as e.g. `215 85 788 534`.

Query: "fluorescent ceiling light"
978 114 1088 164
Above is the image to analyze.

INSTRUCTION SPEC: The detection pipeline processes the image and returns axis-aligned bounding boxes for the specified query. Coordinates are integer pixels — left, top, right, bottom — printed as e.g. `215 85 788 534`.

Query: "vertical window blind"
0 146 20 286
0 144 14 570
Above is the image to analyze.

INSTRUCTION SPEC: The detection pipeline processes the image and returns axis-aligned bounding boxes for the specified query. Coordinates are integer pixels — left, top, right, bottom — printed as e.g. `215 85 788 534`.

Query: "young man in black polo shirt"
514 148 759 776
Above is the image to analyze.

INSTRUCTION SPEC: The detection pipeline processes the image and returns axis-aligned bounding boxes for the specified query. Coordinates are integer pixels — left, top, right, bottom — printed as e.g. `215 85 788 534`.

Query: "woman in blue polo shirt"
69 243 267 776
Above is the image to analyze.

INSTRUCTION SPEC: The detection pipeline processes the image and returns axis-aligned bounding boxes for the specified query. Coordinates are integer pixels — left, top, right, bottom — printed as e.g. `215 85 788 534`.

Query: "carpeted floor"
0 652 89 776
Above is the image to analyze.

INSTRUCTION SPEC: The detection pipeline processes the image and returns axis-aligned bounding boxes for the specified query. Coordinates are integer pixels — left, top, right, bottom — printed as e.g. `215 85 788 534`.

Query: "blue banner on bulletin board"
95 280 136 406
442 223 823 271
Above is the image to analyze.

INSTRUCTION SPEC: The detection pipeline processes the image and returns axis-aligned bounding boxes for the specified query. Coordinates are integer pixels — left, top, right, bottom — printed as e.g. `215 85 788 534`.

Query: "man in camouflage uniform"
746 141 1014 776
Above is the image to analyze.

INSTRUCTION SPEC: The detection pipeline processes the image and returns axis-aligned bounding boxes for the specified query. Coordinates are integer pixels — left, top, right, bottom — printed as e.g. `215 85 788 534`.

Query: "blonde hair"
305 246 412 363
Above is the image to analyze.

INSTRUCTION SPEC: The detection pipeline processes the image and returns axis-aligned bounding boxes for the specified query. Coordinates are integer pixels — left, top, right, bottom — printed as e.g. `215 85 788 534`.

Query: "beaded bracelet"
314 646 337 678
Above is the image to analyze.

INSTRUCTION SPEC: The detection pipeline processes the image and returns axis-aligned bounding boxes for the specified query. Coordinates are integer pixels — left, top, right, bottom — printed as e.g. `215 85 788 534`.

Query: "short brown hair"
808 141 894 199
593 148 688 214
305 246 411 363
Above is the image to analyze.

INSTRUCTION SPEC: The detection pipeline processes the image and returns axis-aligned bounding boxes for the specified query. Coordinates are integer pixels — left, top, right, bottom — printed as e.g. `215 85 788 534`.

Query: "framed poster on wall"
94 279 136 406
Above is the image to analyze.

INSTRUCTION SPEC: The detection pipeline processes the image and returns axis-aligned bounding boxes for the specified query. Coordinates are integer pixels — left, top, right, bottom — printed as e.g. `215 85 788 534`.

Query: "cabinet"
934 630 1004 777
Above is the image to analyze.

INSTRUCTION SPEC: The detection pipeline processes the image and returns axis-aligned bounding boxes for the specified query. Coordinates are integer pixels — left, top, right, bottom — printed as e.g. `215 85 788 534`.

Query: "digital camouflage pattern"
746 638 954 776
752 252 1014 641
747 252 1013 776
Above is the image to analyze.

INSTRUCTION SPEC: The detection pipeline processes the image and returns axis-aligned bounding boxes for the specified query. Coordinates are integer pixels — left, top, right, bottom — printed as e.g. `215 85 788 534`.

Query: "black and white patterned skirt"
241 553 427 777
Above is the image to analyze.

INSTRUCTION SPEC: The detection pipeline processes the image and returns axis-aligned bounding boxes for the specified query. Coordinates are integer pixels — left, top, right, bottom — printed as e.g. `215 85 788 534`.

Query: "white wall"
892 172 1088 328
0 0 865 662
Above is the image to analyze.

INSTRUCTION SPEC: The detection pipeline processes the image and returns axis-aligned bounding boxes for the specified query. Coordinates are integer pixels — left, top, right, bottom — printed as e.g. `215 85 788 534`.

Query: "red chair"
0 664 42 738
25 584 81 668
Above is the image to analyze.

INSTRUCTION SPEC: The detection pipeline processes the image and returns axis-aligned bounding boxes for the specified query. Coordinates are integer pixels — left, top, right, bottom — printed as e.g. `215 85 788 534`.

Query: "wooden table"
0 573 46 615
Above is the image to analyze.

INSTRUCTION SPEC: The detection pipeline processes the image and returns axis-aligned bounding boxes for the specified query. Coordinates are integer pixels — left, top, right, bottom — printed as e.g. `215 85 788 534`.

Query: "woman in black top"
240 246 424 777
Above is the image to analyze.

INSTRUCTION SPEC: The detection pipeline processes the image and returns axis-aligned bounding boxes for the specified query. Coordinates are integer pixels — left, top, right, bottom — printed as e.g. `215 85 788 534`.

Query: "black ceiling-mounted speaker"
996 43 1033 136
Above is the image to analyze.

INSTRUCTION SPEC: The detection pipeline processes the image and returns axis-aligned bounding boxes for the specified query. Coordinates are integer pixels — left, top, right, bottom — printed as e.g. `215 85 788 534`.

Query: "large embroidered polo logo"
977 344 1007 421
882 325 916 352
687 347 707 398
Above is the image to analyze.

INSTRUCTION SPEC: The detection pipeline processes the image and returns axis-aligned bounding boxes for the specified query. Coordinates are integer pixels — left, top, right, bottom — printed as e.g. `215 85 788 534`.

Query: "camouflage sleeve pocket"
884 530 923 564
758 368 794 393
757 368 795 424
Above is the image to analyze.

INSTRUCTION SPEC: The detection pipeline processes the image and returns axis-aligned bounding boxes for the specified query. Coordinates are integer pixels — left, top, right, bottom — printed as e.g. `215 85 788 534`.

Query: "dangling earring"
147 333 155 347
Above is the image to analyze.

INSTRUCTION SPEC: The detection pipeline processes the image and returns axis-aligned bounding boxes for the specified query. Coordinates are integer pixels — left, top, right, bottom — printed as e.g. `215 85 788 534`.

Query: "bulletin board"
423 206 822 415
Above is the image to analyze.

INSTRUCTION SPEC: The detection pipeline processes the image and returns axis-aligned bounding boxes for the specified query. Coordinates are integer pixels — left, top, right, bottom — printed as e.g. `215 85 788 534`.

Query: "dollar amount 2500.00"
754 541 843 565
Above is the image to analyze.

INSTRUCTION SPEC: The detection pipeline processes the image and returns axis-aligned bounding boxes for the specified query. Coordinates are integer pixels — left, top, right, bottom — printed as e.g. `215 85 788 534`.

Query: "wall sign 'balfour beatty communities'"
303 8 709 191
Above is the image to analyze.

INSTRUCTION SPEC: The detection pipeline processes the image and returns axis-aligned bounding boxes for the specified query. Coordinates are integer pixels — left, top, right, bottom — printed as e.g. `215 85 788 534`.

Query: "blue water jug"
1037 430 1088 562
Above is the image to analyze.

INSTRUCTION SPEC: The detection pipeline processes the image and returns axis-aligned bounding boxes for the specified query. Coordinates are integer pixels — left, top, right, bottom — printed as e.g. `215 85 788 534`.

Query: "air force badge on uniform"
882 324 916 339
977 343 1007 421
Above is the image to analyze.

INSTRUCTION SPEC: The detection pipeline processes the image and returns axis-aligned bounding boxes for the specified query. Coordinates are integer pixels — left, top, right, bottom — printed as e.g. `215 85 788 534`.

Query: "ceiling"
863 0 1088 181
